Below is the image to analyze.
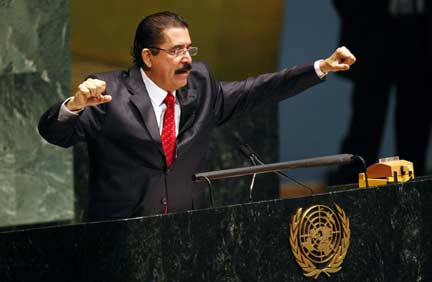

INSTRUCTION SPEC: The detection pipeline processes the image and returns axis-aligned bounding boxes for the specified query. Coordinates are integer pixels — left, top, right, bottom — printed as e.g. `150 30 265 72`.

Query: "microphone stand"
352 155 369 188
201 176 214 208
248 158 257 201
239 144 314 195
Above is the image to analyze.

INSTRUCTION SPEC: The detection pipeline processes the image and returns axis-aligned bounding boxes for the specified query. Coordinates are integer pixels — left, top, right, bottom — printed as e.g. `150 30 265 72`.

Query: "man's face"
143 27 193 92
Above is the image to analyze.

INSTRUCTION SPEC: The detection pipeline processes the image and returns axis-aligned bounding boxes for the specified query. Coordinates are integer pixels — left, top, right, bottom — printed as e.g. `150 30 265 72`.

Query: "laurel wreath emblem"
289 204 350 279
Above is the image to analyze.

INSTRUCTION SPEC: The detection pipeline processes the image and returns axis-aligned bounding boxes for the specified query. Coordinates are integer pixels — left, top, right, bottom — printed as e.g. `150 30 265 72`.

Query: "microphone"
239 144 314 194
193 153 356 181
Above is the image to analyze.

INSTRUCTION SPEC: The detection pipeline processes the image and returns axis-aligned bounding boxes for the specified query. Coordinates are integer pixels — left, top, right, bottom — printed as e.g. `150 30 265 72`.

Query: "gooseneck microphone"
193 153 356 182
239 144 314 196
193 152 364 208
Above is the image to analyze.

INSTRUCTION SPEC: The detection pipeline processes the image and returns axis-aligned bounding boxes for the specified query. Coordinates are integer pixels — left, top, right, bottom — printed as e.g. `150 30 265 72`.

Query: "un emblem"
289 204 350 279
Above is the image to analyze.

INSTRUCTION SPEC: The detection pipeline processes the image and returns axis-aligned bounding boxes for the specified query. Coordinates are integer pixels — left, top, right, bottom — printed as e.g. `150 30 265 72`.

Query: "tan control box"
359 157 414 188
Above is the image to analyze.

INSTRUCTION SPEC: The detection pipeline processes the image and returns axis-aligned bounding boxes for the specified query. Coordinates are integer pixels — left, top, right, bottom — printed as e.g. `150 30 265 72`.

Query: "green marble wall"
0 0 72 226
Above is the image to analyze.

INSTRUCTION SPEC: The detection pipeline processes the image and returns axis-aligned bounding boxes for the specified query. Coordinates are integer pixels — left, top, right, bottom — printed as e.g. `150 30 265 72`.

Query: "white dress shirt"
139 69 181 136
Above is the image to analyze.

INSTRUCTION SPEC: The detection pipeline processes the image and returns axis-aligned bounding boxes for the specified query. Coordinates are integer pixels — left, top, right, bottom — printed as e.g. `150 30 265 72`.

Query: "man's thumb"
101 95 112 104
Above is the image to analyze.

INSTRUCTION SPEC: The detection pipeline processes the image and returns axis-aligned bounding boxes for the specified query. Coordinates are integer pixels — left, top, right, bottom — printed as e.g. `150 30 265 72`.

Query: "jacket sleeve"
38 89 107 148
213 63 323 126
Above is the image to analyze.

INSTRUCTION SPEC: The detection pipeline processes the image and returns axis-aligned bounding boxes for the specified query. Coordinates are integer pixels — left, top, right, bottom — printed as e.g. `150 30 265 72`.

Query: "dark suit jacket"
38 61 322 220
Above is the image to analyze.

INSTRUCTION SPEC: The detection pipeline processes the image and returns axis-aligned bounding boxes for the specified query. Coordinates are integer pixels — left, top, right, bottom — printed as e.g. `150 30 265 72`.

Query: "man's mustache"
175 63 192 74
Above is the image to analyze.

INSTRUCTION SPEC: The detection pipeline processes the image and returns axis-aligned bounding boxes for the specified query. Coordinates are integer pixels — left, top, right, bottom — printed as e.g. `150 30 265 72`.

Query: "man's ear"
141 48 152 68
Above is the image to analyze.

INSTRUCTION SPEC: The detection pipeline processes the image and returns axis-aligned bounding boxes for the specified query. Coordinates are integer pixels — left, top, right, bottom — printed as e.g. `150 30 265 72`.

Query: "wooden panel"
70 1 285 80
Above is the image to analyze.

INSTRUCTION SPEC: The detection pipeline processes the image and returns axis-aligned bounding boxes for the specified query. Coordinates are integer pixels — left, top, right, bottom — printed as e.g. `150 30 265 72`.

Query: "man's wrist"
58 98 83 121
66 97 84 112
320 59 330 74
314 60 328 79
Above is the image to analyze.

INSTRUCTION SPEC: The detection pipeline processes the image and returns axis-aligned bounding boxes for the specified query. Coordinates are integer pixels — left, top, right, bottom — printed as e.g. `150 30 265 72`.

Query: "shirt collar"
140 68 176 106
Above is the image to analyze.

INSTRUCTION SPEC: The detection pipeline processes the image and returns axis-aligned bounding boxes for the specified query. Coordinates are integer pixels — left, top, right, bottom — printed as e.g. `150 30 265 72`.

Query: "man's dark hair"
132 11 189 69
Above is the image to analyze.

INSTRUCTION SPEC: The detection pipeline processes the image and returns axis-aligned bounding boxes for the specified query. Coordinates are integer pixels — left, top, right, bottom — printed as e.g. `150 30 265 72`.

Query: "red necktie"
161 92 176 167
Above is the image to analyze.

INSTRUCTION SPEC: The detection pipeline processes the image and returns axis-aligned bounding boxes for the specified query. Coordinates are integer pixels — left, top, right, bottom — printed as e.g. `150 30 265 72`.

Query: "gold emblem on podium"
289 204 350 279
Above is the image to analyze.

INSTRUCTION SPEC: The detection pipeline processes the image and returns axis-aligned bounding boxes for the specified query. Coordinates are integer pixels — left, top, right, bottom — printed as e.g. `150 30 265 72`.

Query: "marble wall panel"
0 0 72 226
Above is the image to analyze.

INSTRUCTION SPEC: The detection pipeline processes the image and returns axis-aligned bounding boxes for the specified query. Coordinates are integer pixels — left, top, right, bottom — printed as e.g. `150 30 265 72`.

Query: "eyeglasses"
149 46 198 57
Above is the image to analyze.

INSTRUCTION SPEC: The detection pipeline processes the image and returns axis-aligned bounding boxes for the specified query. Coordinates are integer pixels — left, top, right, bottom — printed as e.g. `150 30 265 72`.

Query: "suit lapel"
175 86 198 157
124 66 199 158
125 66 163 154
177 87 198 136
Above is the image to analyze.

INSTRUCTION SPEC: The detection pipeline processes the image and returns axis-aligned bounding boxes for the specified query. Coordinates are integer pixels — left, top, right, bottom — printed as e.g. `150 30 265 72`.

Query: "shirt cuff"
314 60 328 79
58 97 83 122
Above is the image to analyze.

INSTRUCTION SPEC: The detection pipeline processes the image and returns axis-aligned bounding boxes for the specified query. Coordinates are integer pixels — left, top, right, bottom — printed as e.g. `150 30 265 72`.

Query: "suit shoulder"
191 61 212 75
190 61 218 85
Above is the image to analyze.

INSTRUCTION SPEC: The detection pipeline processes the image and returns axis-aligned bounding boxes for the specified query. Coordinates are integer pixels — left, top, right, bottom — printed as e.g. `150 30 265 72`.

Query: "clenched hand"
320 46 356 73
66 78 112 111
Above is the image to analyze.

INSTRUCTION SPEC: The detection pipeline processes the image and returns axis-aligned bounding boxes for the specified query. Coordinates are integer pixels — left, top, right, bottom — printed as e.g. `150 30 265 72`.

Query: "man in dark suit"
38 11 356 221
329 0 431 184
